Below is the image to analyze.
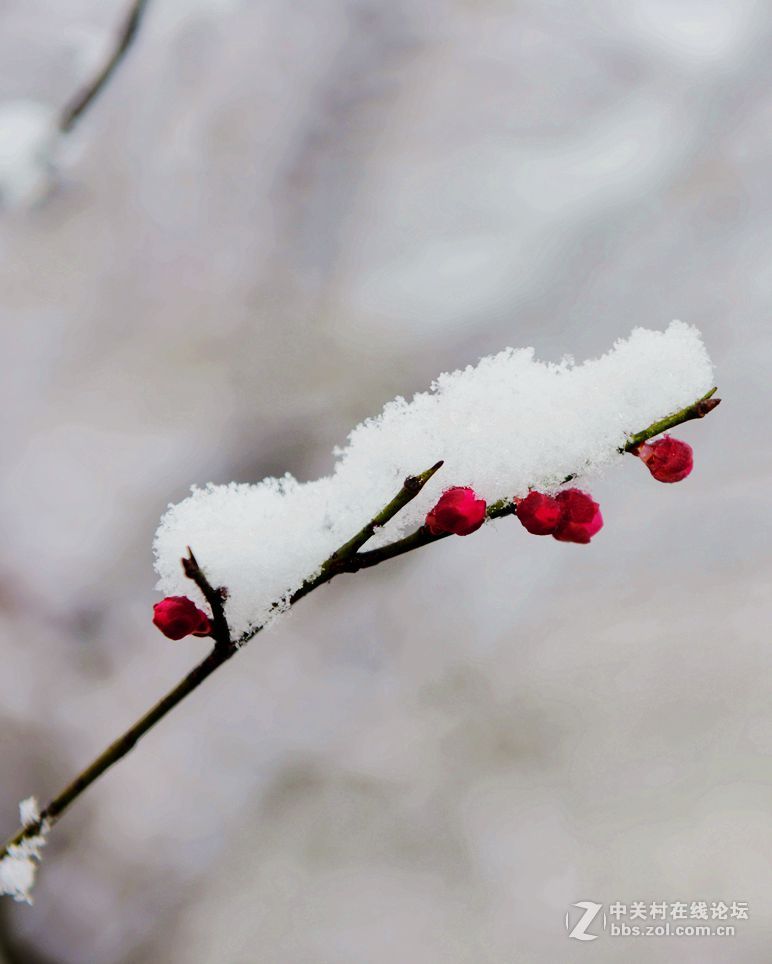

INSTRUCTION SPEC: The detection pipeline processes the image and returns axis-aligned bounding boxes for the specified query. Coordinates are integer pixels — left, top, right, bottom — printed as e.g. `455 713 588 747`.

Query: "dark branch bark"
182 547 232 652
59 0 151 133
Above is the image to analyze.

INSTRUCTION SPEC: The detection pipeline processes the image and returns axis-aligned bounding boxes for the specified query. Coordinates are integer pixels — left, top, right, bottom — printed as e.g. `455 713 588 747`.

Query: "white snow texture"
0 797 47 904
154 322 714 637
0 100 58 209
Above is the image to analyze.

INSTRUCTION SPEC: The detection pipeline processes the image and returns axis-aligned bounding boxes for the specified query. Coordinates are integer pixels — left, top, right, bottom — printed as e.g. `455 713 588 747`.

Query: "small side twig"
624 387 720 452
272 460 446 620
182 547 232 651
321 460 444 571
59 0 151 133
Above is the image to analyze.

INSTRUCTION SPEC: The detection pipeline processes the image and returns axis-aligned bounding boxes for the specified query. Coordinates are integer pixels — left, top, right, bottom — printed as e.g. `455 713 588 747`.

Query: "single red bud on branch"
152 596 212 640
515 491 564 535
426 486 487 536
635 435 693 483
552 489 603 544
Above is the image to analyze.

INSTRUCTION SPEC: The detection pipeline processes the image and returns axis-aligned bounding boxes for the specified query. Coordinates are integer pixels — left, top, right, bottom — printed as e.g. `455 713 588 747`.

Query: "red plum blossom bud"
426 486 487 536
515 491 563 535
553 489 603 544
153 596 212 640
635 435 693 483
516 487 603 544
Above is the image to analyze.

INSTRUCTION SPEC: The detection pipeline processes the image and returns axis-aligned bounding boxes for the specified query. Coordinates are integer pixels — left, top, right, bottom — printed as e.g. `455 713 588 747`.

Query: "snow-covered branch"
0 323 720 901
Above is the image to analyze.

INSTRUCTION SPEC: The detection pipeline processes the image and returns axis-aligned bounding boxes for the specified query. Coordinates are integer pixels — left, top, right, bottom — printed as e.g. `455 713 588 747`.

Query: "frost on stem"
0 798 48 904
154 321 715 637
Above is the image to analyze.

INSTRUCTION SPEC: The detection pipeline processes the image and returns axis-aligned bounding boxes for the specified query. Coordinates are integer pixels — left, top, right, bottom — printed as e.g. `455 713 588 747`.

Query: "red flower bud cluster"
424 483 604 545
634 435 693 483
516 488 603 544
153 596 211 640
425 486 487 536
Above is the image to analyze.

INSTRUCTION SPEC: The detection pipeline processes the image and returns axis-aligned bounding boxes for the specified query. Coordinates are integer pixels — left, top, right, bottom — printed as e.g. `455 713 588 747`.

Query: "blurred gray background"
0 1 769 961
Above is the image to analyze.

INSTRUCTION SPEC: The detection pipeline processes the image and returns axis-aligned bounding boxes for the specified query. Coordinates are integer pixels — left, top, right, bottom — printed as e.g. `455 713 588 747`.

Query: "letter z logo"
565 901 605 941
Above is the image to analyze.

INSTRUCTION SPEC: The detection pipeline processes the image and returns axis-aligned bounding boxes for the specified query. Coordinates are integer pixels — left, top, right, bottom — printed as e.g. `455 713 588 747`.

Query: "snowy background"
0 1 769 962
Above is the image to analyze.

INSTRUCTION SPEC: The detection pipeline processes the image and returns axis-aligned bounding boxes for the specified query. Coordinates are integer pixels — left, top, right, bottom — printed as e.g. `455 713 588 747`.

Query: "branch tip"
694 396 721 417
624 386 721 451
405 459 444 492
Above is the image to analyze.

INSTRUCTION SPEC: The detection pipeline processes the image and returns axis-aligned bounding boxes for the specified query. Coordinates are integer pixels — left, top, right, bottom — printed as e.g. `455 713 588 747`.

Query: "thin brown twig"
182 547 231 652
59 0 151 133
321 460 444 566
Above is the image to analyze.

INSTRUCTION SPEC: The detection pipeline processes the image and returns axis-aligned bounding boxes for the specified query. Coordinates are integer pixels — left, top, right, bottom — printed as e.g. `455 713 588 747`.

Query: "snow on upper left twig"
0 101 59 209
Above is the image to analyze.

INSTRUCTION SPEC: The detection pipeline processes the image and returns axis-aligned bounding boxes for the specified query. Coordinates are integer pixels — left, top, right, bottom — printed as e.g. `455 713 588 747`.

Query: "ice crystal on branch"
154 322 714 636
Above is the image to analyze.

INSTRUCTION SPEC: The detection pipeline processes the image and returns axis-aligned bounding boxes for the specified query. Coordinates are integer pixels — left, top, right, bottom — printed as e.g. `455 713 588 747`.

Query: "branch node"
403 475 421 494
181 546 232 651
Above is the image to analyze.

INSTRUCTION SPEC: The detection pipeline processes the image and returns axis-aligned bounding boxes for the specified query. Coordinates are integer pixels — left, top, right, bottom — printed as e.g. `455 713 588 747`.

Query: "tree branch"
59 0 151 133
624 387 720 451
0 388 720 863
321 460 444 566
